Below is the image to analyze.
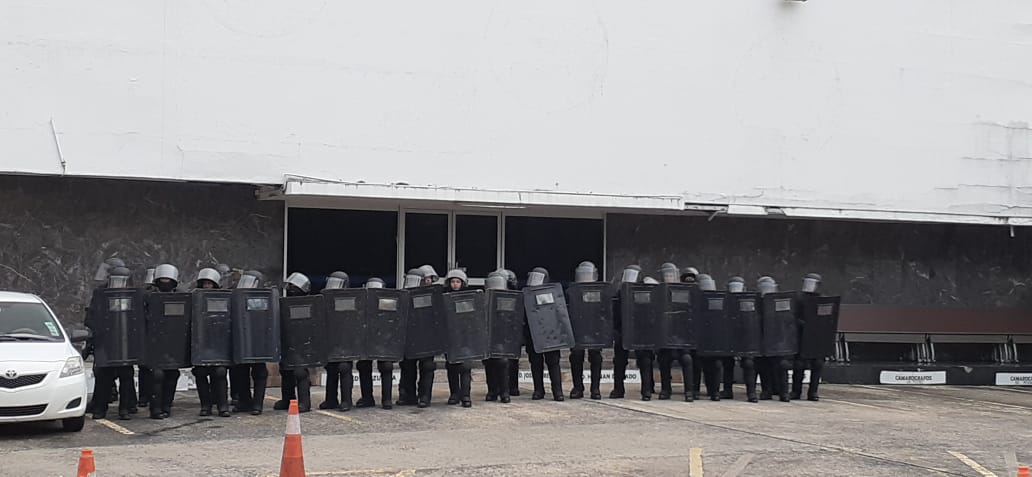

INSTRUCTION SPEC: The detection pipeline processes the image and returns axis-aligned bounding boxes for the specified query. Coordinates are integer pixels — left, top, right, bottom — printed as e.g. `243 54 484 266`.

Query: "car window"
0 302 64 341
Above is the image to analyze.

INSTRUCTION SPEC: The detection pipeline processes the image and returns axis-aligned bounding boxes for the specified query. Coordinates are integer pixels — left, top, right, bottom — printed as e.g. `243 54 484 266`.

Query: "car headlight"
60 356 84 378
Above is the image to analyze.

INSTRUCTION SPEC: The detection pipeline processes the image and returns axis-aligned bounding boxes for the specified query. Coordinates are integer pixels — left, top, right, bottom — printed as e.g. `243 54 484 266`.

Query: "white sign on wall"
995 373 1032 386
879 371 947 385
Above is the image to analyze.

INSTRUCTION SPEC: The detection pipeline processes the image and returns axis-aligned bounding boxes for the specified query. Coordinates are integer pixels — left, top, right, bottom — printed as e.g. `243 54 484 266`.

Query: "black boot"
530 352 546 400
508 358 521 396
378 361 394 410
251 369 268 415
658 350 673 400
484 359 498 401
417 358 435 408
588 350 603 400
548 360 564 402
357 361 376 407
743 358 758 403
569 350 585 399
611 347 628 399
807 359 824 401
446 363 461 405
295 370 312 412
320 363 341 409
460 367 472 408
274 369 296 410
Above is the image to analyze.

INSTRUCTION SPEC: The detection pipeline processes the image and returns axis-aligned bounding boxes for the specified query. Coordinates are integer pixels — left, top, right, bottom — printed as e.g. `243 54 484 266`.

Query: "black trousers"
356 360 394 405
657 349 694 399
322 361 353 406
569 349 602 396
93 366 134 416
792 358 825 399
230 363 269 412
634 350 655 399
192 366 229 413
446 362 472 402
482 357 510 399
528 347 563 399
758 356 791 400
150 368 181 415
137 366 153 405
279 367 312 411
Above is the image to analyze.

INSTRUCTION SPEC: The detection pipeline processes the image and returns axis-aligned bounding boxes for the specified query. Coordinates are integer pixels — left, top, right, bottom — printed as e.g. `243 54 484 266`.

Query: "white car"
0 291 89 432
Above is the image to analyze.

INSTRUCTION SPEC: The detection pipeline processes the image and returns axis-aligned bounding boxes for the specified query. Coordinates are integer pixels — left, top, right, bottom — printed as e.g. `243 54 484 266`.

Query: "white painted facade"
2 1 1031 223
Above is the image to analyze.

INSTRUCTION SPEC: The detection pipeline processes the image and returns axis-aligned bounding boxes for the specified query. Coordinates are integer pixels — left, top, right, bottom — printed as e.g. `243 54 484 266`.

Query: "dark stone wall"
0 175 284 325
606 214 1032 309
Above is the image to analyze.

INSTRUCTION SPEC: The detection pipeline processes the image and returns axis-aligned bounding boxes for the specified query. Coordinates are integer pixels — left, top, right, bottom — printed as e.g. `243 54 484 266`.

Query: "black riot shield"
231 288 280 364
798 295 841 359
727 292 762 356
279 295 328 369
487 289 524 358
761 292 800 357
442 290 490 362
565 283 614 350
191 289 234 366
322 288 367 361
144 292 192 369
620 283 661 351
366 288 408 361
92 288 146 367
523 284 576 353
696 291 732 357
657 283 697 350
404 286 447 359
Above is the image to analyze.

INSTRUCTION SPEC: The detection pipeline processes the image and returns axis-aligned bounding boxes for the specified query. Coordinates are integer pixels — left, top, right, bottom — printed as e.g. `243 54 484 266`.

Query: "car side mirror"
69 328 91 343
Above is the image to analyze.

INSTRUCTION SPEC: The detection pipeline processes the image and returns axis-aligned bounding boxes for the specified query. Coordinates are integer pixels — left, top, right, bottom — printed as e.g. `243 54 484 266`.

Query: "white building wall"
2 1 1031 219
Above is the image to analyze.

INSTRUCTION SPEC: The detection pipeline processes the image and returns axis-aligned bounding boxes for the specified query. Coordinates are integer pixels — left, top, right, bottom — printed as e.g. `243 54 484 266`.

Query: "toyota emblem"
3 369 17 379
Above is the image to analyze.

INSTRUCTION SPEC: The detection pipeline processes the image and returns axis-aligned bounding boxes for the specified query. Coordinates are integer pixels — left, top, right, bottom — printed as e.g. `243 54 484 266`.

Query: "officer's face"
422 276 434 286
449 278 462 290
200 280 216 289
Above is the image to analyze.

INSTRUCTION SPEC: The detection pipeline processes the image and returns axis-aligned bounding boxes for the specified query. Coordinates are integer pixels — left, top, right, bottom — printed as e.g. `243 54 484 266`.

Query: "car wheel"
62 416 85 432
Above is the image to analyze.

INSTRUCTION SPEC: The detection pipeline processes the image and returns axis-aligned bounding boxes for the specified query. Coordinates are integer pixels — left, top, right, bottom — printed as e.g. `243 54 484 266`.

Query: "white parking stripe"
948 451 998 477
689 448 704 477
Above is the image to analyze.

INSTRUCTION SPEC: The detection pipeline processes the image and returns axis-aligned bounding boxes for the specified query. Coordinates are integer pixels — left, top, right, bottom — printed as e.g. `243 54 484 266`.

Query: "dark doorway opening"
504 216 603 286
455 214 498 278
404 213 448 278
287 208 398 289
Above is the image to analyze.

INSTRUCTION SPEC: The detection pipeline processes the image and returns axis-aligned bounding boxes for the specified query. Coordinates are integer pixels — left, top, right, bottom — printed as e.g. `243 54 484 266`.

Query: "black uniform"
273 285 314 413
231 362 270 414
356 359 394 409
320 360 354 411
87 284 138 420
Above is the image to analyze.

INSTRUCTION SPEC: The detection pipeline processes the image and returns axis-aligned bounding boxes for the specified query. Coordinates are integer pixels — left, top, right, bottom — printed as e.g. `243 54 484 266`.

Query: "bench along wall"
0 175 284 326
605 213 1032 310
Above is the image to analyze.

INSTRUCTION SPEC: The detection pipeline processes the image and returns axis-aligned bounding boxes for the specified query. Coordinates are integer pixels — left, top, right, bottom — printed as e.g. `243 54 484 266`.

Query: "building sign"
879 370 946 385
995 373 1032 386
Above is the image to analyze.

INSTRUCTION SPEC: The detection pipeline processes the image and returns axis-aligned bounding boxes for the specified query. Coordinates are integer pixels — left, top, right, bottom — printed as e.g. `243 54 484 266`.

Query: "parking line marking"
720 455 752 477
264 470 417 477
821 398 900 411
94 418 135 435
858 386 1032 413
948 451 998 477
690 448 704 477
316 409 358 423
1004 451 1017 472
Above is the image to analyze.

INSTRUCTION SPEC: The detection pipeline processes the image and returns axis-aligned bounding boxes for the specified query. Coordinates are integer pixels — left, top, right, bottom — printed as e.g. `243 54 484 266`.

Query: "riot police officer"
318 271 356 411
726 276 760 403
793 273 825 402
355 277 396 410
274 272 315 413
89 264 137 420
191 268 231 417
483 271 512 404
444 269 475 408
397 268 438 408
610 265 641 399
757 276 792 402
499 269 522 397
566 262 604 400
418 265 440 286
230 270 272 415
655 263 695 402
137 266 156 410
149 263 183 419
524 267 565 402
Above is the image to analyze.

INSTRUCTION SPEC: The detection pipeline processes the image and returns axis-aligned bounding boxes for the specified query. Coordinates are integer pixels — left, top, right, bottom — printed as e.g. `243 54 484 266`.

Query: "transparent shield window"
404 213 448 280
455 214 498 277
0 302 64 341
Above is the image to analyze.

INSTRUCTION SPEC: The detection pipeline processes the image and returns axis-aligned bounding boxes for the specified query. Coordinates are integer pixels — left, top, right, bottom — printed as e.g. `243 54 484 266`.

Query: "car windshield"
0 302 64 342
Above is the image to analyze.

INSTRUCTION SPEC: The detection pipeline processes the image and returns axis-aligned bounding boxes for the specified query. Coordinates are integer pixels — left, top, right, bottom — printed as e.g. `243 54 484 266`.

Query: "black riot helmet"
502 269 518 290
365 277 386 289
574 261 598 283
444 269 468 291
94 257 127 283
801 273 822 294
680 267 700 284
618 265 642 284
696 274 717 292
284 272 311 296
756 276 778 296
526 267 549 287
236 270 264 289
402 269 424 289
107 266 131 289
153 263 180 293
418 265 439 286
659 262 680 284
325 271 350 290
727 276 746 293
485 271 508 290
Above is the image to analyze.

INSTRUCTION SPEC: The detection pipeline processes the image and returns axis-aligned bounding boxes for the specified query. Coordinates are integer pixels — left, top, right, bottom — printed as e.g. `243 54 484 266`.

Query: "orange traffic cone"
279 399 305 477
1017 465 1030 477
77 449 96 477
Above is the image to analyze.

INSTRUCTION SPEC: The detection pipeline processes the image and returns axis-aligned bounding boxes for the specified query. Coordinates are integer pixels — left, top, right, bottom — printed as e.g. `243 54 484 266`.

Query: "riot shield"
231 288 280 364
565 282 614 350
761 292 800 357
404 286 447 359
487 289 524 358
442 290 490 362
322 288 367 361
620 283 661 351
366 288 408 361
144 292 192 369
191 289 234 366
696 291 732 357
727 292 762 356
92 288 146 367
798 295 841 359
657 283 696 350
523 284 576 353
279 295 328 369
